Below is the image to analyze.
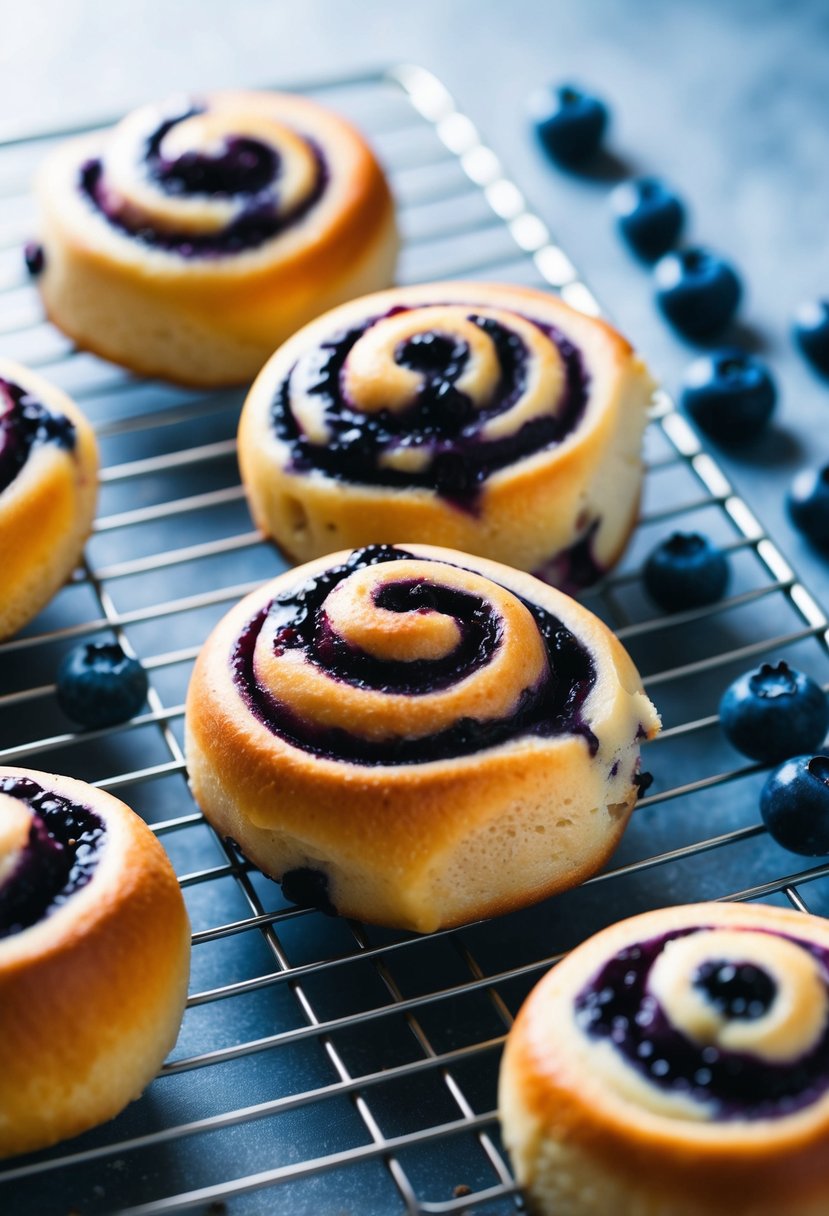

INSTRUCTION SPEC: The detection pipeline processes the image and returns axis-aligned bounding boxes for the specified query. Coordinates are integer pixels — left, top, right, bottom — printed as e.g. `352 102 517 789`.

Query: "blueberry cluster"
530 82 829 861
528 83 744 345
527 79 829 453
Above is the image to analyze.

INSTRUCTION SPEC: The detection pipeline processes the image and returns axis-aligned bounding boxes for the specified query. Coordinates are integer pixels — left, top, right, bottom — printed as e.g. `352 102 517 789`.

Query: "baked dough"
238 282 655 590
185 543 659 933
32 90 398 385
500 900 829 1216
0 358 98 640
0 767 190 1158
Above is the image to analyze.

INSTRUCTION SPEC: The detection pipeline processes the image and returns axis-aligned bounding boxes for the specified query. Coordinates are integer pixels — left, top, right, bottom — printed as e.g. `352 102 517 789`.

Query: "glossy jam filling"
0 378 76 495
231 544 597 765
271 310 590 505
532 520 605 594
575 928 829 1119
79 104 326 257
0 775 105 937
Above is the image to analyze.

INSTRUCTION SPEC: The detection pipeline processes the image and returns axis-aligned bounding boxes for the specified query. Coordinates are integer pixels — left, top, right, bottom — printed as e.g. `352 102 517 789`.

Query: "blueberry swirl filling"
271 304 590 505
231 544 597 765
79 100 326 257
0 378 76 496
0 775 105 938
575 926 829 1119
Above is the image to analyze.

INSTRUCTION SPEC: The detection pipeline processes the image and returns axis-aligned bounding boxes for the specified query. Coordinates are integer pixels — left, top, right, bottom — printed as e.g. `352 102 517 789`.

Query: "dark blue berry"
787 465 829 550
56 641 148 729
760 754 829 855
23 241 45 277
793 300 829 377
281 867 336 915
719 661 829 763
611 177 685 262
643 532 729 612
694 960 776 1020
681 349 776 444
654 247 742 340
528 84 609 166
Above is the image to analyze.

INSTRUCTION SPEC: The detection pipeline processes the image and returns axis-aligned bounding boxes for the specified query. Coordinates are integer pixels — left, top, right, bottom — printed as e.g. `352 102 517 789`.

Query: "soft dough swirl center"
274 305 588 499
575 925 829 1121
230 545 598 764
80 97 325 255
253 558 550 742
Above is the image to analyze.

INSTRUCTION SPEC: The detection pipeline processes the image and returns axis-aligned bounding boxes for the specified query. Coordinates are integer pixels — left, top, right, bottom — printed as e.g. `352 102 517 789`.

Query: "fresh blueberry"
719 661 829 763
528 84 609 166
56 640 148 729
681 349 776 444
787 465 829 550
793 300 829 377
643 532 730 612
760 754 829 855
23 241 45 277
611 177 685 261
654 247 742 340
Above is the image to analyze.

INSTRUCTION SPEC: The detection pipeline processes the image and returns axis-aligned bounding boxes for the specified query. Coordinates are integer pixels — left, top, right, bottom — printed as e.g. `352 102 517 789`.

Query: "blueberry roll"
0 768 190 1158
32 90 397 385
238 282 656 591
0 358 98 640
500 901 829 1216
184 544 659 933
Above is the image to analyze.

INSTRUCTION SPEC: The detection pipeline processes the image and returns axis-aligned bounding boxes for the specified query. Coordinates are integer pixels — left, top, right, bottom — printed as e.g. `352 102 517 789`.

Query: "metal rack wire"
2 63 829 1215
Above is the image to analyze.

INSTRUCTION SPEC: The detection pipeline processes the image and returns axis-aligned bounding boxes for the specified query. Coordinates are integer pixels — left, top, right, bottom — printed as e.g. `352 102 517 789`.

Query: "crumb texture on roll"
0 768 190 1158
0 358 98 640
238 282 655 590
499 901 829 1216
33 90 398 385
185 544 659 933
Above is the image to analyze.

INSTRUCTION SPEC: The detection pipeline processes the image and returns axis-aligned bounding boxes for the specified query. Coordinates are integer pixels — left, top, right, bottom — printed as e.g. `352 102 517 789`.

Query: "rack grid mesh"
2 63 829 1216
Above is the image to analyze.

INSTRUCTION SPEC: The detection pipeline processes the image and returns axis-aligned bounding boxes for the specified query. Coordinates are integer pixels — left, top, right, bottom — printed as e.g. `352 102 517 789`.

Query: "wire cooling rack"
2 63 829 1216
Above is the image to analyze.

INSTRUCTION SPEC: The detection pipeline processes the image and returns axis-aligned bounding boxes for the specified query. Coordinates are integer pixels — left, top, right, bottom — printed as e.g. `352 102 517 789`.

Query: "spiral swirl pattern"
501 903 829 1216
187 544 658 931
0 377 75 496
232 545 597 764
576 923 829 1120
0 774 105 938
240 282 655 586
33 90 397 385
80 96 325 256
274 301 587 499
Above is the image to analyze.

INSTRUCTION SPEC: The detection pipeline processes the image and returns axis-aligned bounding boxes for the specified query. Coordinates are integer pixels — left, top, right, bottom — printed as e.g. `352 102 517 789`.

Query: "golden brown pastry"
238 282 655 591
0 358 98 640
500 900 829 1216
0 767 190 1158
184 544 659 933
31 90 398 386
